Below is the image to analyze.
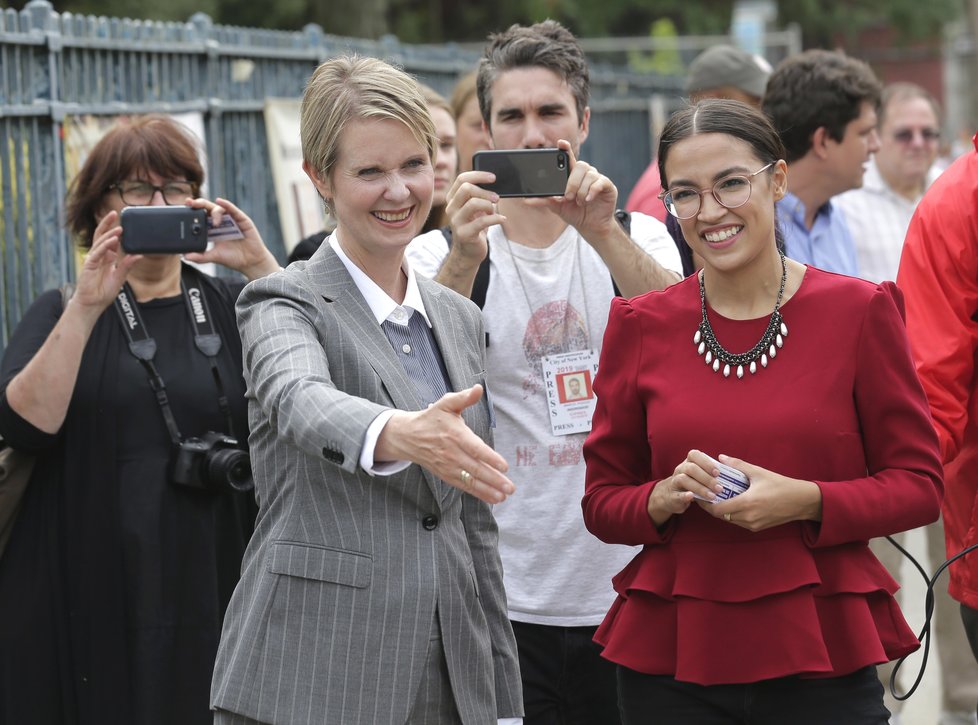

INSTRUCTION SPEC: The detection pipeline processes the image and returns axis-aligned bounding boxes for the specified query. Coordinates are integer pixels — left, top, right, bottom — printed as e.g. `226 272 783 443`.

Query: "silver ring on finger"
460 469 473 489
723 513 732 522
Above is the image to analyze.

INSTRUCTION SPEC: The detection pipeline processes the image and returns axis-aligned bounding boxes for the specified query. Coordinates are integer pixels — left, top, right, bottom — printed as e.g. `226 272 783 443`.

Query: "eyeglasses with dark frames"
892 128 940 144
658 163 774 220
109 180 198 206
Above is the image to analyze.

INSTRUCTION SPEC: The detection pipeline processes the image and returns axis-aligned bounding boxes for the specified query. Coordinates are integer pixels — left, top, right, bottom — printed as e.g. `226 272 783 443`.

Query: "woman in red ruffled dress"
582 99 943 725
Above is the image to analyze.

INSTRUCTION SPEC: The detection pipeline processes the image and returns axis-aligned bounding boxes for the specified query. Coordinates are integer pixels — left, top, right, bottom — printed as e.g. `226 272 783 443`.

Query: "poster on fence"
264 98 328 254
62 112 213 274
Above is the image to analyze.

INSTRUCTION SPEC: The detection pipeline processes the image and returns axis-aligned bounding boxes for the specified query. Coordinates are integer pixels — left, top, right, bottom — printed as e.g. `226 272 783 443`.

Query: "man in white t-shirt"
407 19 681 724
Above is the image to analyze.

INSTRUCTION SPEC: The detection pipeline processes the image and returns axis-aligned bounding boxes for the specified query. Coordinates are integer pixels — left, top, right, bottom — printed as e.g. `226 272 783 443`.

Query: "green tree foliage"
778 0 962 48
2 0 964 44
628 19 684 74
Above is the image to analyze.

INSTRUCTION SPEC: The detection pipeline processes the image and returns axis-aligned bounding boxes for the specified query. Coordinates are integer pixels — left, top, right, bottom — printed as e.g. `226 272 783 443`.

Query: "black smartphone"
120 206 209 254
472 148 570 197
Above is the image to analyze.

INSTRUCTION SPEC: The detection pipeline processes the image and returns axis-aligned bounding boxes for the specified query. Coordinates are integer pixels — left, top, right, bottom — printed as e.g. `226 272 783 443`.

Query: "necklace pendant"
695 251 788 381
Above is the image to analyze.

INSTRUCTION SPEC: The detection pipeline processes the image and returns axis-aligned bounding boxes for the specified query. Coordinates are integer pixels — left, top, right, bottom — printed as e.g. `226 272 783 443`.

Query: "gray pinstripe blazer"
211 243 522 724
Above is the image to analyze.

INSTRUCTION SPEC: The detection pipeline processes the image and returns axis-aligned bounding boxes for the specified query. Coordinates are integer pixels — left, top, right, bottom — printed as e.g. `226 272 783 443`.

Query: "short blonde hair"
300 55 436 179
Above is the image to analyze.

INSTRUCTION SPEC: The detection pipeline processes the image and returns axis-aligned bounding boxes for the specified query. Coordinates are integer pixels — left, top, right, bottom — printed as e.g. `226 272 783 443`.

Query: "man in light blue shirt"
777 191 859 275
763 50 882 276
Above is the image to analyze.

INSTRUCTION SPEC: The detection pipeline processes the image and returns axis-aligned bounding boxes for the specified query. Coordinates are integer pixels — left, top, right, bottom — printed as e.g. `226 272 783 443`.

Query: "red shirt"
898 134 978 608
583 268 942 684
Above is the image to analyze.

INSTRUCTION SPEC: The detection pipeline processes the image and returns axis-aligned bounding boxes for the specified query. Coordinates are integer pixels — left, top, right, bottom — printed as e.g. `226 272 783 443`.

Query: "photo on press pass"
2 0 978 724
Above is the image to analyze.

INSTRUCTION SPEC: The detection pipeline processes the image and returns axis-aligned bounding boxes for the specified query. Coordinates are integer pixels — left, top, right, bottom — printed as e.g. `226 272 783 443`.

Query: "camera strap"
113 268 236 446
180 274 235 437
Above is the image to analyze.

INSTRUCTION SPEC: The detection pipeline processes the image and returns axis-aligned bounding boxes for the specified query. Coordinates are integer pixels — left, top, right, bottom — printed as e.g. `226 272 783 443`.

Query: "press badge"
541 349 599 436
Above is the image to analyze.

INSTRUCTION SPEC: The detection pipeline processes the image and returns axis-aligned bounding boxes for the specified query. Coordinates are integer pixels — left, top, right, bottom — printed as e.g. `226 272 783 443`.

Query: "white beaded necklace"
693 251 788 379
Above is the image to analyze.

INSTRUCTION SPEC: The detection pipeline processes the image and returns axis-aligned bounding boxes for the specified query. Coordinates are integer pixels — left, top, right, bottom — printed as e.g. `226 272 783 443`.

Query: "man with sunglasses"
835 83 944 284
762 50 882 276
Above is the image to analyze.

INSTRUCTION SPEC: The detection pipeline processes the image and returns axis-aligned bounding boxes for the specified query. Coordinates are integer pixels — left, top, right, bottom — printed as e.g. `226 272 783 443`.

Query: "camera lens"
207 448 254 492
192 223 202 235
557 152 567 170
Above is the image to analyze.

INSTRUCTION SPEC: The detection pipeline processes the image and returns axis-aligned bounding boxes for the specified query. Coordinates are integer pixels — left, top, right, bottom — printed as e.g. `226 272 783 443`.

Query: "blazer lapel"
304 243 422 415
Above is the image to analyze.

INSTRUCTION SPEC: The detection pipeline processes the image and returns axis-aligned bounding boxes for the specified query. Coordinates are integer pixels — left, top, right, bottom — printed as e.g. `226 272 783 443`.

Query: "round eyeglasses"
658 163 774 220
109 180 197 206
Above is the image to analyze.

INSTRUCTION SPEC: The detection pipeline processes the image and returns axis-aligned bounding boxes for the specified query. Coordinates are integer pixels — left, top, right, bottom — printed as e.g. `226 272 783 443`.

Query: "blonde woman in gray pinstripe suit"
211 56 524 725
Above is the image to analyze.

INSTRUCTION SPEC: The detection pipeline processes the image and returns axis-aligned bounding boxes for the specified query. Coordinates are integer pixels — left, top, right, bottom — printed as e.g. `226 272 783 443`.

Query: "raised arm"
545 140 681 296
431 170 506 297
5 212 142 434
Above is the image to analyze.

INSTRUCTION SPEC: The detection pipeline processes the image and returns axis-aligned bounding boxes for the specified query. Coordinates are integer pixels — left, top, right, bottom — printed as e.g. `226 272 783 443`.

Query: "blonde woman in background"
420 84 458 234
450 70 490 174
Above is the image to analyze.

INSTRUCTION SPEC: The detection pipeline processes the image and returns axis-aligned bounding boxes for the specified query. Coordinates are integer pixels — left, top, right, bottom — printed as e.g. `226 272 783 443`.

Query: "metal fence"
0 0 684 355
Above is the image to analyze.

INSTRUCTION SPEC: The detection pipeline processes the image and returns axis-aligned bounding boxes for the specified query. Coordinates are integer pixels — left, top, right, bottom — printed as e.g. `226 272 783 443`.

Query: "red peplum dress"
582 266 943 685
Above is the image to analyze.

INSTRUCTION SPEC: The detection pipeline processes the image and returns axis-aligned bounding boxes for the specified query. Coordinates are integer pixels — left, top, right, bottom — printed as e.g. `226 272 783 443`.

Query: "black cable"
887 537 978 700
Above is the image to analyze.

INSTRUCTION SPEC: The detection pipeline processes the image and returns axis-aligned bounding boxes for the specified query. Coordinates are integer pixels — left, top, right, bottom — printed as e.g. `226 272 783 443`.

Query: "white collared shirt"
328 233 433 328
328 233 430 475
834 157 942 283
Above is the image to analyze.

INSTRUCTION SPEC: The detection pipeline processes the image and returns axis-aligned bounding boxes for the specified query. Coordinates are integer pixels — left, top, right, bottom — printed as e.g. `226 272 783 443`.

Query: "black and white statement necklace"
694 252 788 379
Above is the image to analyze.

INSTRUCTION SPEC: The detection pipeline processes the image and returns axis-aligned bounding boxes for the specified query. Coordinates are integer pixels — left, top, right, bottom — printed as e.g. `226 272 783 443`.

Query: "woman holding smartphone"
582 99 943 724
0 114 278 725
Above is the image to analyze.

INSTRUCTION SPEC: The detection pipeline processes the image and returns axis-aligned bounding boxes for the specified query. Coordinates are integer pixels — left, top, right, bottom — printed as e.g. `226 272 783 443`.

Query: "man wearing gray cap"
684 44 771 103
626 44 772 274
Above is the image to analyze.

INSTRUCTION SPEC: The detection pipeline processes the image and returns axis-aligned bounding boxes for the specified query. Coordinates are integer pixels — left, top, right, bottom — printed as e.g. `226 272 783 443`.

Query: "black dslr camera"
170 432 253 493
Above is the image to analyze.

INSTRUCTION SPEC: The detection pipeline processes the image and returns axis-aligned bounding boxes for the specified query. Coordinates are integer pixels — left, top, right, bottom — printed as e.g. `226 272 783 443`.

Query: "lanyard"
113 269 235 445
503 232 593 351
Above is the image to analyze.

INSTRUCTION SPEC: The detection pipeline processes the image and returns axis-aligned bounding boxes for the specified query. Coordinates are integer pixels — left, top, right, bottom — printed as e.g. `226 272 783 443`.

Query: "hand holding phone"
120 206 209 254
472 148 570 198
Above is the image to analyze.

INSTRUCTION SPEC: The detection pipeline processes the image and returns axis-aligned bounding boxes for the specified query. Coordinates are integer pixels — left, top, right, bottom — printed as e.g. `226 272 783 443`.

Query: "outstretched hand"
376 384 515 504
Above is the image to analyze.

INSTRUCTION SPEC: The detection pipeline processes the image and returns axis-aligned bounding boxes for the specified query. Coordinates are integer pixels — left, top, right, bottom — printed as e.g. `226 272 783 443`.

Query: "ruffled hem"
612 529 899 602
597 528 917 685
596 588 917 685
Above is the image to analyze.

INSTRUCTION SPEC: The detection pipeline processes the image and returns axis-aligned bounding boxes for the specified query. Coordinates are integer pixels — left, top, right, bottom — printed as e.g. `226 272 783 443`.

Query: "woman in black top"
0 115 279 724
